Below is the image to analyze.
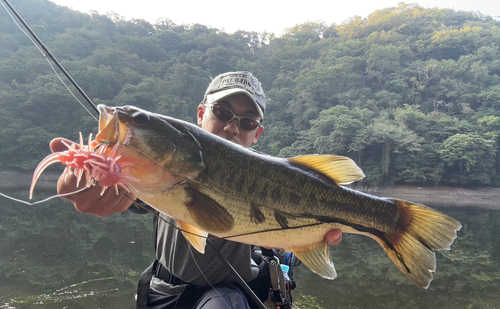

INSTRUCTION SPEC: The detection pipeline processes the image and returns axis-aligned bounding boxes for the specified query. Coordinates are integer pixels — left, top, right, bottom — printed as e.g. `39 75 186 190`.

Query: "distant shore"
0 169 60 192
351 183 500 210
1 170 499 210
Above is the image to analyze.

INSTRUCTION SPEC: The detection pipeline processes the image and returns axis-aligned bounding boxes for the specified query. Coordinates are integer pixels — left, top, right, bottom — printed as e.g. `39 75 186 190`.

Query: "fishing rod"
1 0 99 115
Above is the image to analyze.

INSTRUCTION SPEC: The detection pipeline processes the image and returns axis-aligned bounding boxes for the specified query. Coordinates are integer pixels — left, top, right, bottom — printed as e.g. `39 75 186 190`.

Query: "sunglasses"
205 103 261 131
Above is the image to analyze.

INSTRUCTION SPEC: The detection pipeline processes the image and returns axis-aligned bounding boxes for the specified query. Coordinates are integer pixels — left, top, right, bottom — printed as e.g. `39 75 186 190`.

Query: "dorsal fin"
288 154 365 185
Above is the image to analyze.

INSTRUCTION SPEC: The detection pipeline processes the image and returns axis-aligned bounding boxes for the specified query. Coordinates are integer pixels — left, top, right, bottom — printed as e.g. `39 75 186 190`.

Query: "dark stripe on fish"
310 215 411 274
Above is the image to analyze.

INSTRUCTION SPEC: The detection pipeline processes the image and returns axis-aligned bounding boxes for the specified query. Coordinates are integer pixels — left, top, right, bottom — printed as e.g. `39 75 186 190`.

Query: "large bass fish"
57 105 464 288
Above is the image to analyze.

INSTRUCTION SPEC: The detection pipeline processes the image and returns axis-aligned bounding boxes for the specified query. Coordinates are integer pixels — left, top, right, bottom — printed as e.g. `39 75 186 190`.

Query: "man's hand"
263 229 342 251
50 138 135 218
325 229 342 246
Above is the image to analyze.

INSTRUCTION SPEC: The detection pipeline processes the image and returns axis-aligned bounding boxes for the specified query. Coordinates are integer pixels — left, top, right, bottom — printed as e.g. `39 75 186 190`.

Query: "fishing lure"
29 132 139 199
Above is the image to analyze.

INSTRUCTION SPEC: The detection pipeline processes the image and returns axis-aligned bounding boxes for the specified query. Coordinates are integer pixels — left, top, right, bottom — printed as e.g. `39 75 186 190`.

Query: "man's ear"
197 105 205 127
252 125 264 144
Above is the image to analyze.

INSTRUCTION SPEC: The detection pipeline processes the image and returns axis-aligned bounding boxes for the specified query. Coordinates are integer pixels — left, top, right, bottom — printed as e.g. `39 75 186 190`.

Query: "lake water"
1 189 499 308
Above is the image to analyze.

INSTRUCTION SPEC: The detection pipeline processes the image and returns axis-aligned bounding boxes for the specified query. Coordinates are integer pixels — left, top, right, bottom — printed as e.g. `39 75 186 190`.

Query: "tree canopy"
1 0 500 187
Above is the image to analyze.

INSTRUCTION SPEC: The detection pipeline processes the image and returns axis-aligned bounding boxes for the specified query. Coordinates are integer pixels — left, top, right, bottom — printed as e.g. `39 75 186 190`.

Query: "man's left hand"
325 229 342 246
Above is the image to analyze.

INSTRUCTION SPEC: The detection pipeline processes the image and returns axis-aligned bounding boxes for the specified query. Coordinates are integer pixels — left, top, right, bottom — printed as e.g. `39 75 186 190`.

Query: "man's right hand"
50 138 136 218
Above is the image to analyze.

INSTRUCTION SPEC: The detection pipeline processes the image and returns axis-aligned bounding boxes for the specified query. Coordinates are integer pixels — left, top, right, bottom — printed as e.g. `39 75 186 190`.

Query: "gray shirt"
155 212 260 288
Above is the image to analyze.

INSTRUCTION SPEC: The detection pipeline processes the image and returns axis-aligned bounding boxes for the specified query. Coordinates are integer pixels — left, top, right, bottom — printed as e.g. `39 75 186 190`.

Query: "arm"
50 138 136 218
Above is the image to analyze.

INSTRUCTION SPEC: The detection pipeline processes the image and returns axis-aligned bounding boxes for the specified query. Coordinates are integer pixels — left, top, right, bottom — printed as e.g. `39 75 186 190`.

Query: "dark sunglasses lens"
240 118 259 131
211 104 259 131
212 105 234 122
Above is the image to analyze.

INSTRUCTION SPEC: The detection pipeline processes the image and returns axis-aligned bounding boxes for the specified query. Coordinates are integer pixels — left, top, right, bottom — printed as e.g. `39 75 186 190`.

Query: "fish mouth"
94 105 190 194
96 105 130 145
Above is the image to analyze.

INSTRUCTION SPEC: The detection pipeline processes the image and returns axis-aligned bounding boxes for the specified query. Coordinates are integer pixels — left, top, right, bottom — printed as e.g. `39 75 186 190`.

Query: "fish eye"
132 111 149 125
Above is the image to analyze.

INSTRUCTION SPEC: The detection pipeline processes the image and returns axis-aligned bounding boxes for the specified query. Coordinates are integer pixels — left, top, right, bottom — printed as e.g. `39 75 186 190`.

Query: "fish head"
95 105 205 194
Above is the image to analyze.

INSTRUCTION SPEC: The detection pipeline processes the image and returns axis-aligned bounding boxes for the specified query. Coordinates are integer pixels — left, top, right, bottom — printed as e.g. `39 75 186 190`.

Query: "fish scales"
196 139 399 233
92 105 461 289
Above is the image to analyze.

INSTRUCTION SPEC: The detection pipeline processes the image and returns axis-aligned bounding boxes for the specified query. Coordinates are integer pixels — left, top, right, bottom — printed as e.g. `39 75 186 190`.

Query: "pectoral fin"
288 154 365 185
177 220 208 254
289 242 337 279
184 187 234 233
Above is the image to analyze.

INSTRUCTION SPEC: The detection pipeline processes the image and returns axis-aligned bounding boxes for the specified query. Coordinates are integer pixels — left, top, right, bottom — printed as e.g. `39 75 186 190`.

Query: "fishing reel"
267 256 292 309
254 248 297 309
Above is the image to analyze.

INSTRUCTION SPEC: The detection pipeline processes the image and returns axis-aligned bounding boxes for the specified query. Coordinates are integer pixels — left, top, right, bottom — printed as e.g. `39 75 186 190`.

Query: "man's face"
197 93 264 148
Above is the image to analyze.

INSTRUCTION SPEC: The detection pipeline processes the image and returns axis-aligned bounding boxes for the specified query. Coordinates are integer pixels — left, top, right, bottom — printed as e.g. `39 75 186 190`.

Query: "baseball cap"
203 71 266 119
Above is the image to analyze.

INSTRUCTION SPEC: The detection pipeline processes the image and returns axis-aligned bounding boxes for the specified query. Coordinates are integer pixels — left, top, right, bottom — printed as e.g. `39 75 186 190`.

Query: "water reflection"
1 190 499 308
0 190 154 308
293 207 500 308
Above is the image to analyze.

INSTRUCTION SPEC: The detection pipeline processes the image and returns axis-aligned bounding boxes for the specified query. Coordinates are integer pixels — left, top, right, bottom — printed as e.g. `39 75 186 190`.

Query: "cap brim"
206 89 264 120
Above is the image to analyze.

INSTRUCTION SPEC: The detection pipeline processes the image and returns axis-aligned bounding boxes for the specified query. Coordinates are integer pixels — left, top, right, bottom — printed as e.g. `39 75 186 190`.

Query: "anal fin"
177 220 208 254
289 242 337 279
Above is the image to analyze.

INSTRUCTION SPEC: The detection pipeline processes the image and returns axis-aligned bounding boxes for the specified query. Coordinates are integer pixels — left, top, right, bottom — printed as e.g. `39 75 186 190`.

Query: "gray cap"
203 71 266 119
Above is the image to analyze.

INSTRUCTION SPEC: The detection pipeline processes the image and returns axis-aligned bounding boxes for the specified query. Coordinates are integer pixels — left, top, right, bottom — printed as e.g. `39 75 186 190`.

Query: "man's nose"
223 118 239 135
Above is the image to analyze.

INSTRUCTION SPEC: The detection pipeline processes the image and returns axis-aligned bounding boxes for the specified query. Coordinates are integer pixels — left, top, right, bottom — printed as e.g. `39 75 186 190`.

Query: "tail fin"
375 200 461 288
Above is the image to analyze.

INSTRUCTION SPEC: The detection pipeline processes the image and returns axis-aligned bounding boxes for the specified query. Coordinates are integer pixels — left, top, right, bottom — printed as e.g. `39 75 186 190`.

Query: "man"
51 71 342 308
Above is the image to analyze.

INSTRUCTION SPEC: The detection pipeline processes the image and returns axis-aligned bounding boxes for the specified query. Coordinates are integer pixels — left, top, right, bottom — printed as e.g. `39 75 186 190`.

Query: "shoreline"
0 169 60 192
351 183 500 210
1 170 499 210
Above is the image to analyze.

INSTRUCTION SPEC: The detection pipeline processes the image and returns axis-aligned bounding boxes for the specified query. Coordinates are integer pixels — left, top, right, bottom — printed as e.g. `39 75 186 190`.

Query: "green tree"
292 106 368 157
354 116 423 181
439 133 496 185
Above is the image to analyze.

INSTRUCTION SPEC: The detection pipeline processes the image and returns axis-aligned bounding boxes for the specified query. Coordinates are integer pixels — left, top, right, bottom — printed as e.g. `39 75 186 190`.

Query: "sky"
51 0 499 36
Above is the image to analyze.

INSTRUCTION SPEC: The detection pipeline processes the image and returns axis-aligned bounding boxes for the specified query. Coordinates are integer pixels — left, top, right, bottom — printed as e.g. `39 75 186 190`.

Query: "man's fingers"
57 169 135 217
325 229 342 246
90 193 135 217
88 189 136 217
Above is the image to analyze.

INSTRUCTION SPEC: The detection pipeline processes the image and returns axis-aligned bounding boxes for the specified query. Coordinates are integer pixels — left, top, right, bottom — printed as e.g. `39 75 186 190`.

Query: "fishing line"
0 186 89 205
129 193 239 309
1 0 99 121
122 172 268 309
125 194 212 239
187 244 233 309
221 222 325 240
1 177 205 241
130 192 265 309
206 239 267 309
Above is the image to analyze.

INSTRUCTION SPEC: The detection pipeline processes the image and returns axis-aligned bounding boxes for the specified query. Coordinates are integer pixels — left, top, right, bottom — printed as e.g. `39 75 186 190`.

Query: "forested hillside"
1 0 500 187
